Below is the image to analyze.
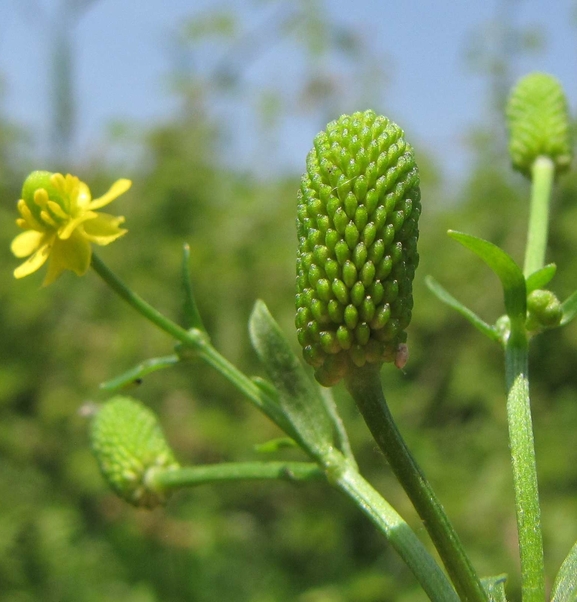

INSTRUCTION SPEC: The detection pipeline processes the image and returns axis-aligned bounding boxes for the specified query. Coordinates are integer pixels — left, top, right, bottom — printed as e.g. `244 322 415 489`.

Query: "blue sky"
1 0 575 181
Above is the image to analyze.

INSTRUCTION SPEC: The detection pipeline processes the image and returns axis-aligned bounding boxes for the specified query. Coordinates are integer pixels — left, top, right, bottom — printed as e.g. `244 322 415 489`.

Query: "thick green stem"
346 364 487 602
332 454 459 602
505 333 545 601
523 156 555 278
507 152 552 601
153 461 324 489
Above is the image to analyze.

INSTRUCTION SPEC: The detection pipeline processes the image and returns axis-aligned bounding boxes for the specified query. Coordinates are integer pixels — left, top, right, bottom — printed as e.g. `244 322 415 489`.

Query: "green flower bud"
90 396 180 508
506 72 573 177
526 289 563 333
296 110 421 385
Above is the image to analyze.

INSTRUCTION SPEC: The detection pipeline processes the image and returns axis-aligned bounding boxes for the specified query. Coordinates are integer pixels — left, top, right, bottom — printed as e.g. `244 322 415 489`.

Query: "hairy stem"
346 364 488 602
505 331 545 601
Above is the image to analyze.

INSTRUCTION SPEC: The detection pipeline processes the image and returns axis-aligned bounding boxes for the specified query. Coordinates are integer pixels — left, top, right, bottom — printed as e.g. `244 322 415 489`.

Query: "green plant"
10 72 577 601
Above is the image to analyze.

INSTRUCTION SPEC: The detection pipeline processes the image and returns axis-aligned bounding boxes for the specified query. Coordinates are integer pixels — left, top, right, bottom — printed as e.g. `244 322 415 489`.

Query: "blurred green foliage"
1 4 577 602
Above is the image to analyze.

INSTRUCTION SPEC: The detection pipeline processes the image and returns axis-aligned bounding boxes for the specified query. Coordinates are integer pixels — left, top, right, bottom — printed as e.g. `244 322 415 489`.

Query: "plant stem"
90 253 295 437
153 461 324 489
505 319 545 602
91 254 459 599
506 153 553 601
154 453 458 601
346 364 488 602
328 450 459 602
100 354 180 391
523 156 555 278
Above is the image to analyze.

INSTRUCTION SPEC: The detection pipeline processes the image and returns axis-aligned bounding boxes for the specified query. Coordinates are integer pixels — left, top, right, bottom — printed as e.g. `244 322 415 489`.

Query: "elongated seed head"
296 110 421 385
506 72 573 177
90 396 179 508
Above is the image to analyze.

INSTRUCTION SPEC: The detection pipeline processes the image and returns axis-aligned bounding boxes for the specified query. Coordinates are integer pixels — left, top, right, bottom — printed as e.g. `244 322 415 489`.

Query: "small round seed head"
506 72 573 177
90 396 180 509
296 110 420 386
526 289 563 332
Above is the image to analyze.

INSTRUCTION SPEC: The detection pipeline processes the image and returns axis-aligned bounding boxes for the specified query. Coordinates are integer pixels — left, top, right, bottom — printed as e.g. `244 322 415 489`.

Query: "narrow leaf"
100 355 180 391
319 387 357 468
249 300 334 457
526 263 557 293
551 541 577 601
181 243 207 332
481 574 508 602
251 376 280 403
425 275 500 342
254 437 298 453
448 231 527 327
560 290 577 326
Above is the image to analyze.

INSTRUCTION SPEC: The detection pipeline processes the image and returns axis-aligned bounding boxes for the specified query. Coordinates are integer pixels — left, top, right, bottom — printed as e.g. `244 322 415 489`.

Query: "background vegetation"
1 2 576 601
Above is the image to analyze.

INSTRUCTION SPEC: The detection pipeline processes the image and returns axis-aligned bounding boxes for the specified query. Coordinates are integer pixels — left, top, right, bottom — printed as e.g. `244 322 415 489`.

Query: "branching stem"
91 253 458 600
346 364 488 602
153 461 324 489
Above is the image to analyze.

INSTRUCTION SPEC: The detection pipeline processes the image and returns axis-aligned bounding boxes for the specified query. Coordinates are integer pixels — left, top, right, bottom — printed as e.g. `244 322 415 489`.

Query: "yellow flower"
11 171 131 285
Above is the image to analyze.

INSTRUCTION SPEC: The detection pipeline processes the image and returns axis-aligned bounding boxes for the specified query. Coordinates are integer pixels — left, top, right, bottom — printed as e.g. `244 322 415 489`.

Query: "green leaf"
425 275 500 342
526 263 557 293
552 541 577 601
181 243 207 332
560 290 577 326
100 355 181 391
249 300 334 458
481 574 508 602
251 376 280 403
448 231 527 329
319 387 357 468
254 437 298 453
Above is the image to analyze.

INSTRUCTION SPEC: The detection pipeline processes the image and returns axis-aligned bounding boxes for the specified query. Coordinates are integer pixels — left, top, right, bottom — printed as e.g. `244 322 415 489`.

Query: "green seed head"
90 396 180 509
506 72 573 177
296 110 421 386
526 289 563 333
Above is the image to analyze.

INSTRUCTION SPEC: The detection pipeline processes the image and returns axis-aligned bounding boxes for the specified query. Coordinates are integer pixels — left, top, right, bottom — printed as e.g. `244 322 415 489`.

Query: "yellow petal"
11 230 45 258
58 211 98 240
14 241 52 279
82 213 127 245
76 182 92 209
43 232 91 286
89 179 132 210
